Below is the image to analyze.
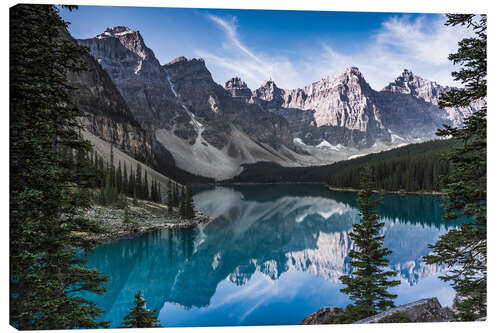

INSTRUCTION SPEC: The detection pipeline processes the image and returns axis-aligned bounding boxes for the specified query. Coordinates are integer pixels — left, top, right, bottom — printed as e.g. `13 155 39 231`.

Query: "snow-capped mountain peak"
97 26 135 39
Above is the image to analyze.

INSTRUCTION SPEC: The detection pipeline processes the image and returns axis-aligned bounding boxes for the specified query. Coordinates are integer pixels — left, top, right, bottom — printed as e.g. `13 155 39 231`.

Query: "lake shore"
194 181 325 187
77 197 211 241
326 185 443 196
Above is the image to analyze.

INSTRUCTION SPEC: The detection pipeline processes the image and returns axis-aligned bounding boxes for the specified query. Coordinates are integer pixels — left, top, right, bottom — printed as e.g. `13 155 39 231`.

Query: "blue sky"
60 6 468 90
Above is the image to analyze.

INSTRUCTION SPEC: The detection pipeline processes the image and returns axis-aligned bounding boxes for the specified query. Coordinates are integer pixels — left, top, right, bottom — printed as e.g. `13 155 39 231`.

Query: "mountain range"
70 26 483 181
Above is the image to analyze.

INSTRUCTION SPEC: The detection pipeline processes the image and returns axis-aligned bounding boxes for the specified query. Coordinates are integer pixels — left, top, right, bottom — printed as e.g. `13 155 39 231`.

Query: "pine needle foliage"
185 183 195 219
424 14 487 321
332 168 400 324
120 291 162 328
10 4 109 329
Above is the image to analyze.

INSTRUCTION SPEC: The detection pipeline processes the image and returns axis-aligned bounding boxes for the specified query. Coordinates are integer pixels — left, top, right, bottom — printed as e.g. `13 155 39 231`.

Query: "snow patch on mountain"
316 140 344 151
348 153 368 160
391 133 405 143
293 138 305 145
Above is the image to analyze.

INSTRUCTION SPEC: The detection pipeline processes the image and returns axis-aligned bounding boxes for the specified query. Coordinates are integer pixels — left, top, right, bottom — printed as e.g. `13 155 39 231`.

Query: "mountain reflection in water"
82 184 457 327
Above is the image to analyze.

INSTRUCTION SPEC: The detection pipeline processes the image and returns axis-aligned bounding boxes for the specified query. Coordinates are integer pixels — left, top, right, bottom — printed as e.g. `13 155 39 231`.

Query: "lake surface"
81 184 458 327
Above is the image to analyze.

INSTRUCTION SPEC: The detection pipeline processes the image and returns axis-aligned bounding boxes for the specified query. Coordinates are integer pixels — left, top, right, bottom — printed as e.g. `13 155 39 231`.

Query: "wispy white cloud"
206 14 261 63
325 14 471 89
198 14 305 89
198 13 469 91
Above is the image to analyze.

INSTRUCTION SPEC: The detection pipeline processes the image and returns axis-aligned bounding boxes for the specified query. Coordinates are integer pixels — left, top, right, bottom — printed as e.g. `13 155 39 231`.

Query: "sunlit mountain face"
81 184 458 327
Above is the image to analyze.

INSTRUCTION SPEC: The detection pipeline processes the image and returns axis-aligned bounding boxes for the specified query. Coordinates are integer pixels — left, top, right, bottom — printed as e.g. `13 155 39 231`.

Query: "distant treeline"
327 140 460 192
228 140 460 191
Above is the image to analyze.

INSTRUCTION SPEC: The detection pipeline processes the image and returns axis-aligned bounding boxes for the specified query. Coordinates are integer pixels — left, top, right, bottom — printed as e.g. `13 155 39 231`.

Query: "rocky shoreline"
326 185 443 196
77 197 211 241
300 298 452 325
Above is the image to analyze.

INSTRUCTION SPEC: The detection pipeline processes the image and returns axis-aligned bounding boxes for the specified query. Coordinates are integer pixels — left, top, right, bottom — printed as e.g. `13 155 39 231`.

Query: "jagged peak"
225 77 248 89
110 26 133 34
315 67 367 87
165 56 206 67
259 77 280 91
395 68 418 82
338 67 367 83
97 26 137 39
343 66 362 76
382 69 441 92
264 76 275 84
319 67 364 83
392 69 441 87
167 56 188 65
401 68 413 76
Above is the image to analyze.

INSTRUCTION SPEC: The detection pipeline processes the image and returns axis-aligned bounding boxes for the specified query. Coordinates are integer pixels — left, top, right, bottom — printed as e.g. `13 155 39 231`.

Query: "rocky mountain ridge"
76 25 483 180
224 77 252 101
79 27 306 180
62 26 209 183
235 67 483 149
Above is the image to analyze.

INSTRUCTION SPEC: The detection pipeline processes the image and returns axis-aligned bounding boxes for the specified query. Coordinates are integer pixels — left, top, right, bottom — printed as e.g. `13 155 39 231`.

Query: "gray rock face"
252 78 285 107
62 27 154 163
79 27 299 179
249 68 388 147
246 68 482 148
163 57 294 150
300 297 450 325
225 77 252 101
78 27 186 129
380 69 483 129
299 307 343 325
81 26 165 82
383 69 442 103
63 27 209 183
354 297 451 324
283 67 381 131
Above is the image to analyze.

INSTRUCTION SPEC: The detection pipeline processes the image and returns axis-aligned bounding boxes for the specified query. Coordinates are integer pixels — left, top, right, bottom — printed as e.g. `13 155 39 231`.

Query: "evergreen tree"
133 186 138 205
116 160 123 194
120 291 162 328
135 163 143 199
150 178 156 202
128 164 135 197
94 150 99 173
123 206 131 225
109 144 115 187
10 4 108 329
102 168 118 206
167 181 174 213
150 178 161 203
424 14 487 321
173 183 179 207
185 183 195 219
332 168 400 324
98 156 105 188
180 186 186 217
143 169 149 201
157 180 162 203
122 162 128 195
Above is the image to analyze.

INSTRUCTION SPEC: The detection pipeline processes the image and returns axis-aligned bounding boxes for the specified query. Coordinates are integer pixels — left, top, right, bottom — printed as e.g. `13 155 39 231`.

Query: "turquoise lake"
81 184 458 327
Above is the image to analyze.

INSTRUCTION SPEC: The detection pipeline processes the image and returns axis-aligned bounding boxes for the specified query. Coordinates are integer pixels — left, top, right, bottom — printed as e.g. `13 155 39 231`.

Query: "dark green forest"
69 143 196 219
229 139 459 192
327 140 460 192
